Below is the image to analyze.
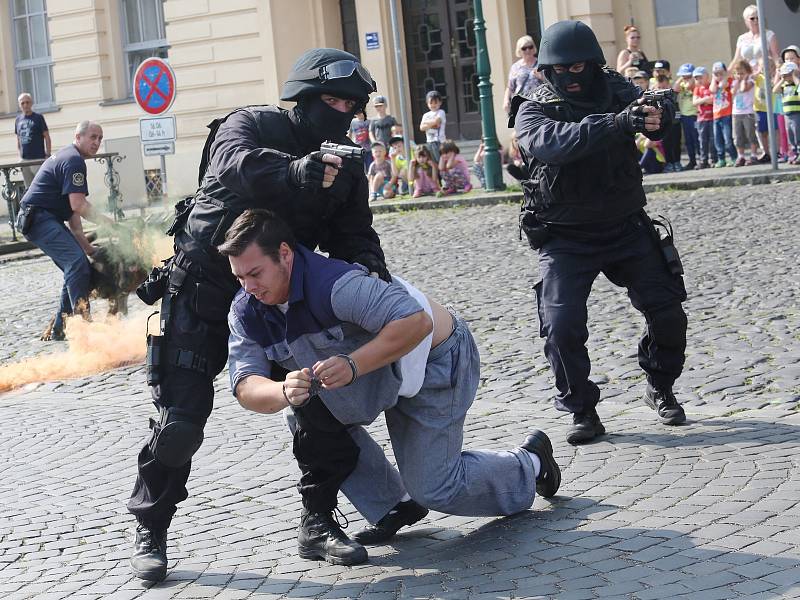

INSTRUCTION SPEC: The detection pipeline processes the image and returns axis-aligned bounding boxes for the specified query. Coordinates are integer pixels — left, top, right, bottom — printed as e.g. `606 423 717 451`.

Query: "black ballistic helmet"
280 48 377 102
537 20 606 68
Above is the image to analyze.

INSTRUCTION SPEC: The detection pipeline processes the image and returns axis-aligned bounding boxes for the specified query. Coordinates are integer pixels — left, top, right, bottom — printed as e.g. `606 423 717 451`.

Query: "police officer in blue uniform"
510 21 688 445
17 120 111 340
128 48 407 581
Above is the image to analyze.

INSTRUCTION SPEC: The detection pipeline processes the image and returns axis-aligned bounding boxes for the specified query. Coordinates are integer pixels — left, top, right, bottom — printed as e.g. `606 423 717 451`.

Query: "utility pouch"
649 214 684 276
519 209 551 250
146 333 163 386
16 204 36 236
136 263 170 305
166 196 195 237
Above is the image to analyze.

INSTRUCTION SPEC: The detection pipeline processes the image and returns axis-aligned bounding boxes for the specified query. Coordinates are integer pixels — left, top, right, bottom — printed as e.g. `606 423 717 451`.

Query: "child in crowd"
692 67 718 169
636 133 666 174
710 61 737 167
632 70 649 92
649 60 670 89
753 57 775 163
471 140 505 188
654 74 683 172
774 61 800 163
348 108 372 171
388 135 409 195
369 96 397 147
505 131 526 180
673 63 699 170
731 59 759 166
409 144 440 198
367 142 395 201
420 90 446 164
437 140 472 196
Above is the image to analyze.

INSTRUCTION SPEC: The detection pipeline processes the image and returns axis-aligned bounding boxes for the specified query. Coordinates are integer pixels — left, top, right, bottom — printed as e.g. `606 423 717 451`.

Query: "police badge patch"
72 172 85 186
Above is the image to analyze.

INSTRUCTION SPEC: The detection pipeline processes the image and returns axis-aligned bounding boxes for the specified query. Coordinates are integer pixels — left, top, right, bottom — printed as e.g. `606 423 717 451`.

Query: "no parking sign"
133 58 176 115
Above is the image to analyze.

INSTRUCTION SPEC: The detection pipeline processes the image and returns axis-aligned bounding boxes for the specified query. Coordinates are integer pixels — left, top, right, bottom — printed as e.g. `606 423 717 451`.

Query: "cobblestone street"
1 183 799 599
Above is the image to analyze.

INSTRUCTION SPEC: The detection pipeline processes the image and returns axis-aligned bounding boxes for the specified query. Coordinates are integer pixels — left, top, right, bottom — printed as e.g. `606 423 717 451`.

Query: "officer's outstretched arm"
515 101 622 165
69 193 114 226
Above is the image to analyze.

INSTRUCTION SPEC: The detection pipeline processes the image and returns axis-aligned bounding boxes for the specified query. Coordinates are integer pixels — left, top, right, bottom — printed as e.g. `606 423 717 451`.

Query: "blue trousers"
23 209 90 333
696 120 716 163
640 149 664 174
285 315 537 524
533 214 687 414
713 115 737 162
680 115 699 163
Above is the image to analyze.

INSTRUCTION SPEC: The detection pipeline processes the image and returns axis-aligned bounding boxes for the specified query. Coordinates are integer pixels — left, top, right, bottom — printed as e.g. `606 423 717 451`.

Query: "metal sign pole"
160 155 168 197
389 0 413 170
757 0 778 171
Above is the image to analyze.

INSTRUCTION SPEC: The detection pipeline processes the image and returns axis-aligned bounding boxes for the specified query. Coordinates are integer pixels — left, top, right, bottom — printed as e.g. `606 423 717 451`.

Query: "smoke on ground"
0 307 150 393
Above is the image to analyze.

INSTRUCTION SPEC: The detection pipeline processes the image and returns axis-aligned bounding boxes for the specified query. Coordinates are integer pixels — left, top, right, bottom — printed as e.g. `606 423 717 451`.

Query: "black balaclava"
550 64 597 99
544 63 612 118
295 95 359 143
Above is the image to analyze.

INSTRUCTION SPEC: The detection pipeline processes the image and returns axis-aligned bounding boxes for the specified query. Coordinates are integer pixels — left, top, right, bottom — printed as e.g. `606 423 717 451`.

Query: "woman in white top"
731 4 781 74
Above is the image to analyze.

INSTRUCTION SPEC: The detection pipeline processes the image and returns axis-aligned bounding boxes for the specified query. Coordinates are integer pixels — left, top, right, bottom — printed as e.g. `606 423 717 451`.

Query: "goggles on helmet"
292 60 377 93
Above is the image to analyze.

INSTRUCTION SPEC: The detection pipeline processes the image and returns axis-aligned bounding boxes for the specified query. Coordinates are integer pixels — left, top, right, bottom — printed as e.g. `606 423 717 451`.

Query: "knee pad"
648 304 687 348
150 407 205 469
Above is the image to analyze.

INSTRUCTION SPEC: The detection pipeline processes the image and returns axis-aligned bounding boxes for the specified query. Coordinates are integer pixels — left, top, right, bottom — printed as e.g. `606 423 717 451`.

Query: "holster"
519 209 551 250
645 212 684 276
16 204 36 236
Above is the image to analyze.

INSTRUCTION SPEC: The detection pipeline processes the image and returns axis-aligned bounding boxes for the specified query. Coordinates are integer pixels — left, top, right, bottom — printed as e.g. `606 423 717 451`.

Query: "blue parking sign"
366 32 380 50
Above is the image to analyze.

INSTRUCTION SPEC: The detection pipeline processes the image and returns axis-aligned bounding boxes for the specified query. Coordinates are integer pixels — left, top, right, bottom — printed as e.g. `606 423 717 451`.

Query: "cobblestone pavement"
1 183 799 600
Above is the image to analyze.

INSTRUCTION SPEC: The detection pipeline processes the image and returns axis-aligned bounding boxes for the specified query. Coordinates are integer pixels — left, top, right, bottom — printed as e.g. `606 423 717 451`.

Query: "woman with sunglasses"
503 35 542 115
731 4 781 75
616 25 650 76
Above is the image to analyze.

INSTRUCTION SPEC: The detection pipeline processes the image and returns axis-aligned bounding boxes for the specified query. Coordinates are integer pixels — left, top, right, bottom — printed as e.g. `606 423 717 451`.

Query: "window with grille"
122 0 168 96
11 0 55 108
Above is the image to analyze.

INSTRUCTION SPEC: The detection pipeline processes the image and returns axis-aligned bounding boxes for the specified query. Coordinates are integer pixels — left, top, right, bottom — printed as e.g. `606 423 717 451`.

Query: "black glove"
351 252 391 283
614 100 649 135
287 151 328 190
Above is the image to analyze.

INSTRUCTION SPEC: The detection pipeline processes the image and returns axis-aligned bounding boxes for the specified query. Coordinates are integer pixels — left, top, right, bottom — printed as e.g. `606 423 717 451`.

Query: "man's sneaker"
643 384 686 425
521 430 561 498
565 408 605 445
131 522 168 582
298 510 368 565
351 500 428 545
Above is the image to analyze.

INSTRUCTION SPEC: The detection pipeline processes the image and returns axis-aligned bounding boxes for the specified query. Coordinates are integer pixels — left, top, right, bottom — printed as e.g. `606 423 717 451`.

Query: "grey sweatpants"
285 315 537 524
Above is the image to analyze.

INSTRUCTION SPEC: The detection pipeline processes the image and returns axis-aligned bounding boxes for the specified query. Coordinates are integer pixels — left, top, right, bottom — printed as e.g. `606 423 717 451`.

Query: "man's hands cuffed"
287 152 342 190
615 99 661 135
282 368 314 407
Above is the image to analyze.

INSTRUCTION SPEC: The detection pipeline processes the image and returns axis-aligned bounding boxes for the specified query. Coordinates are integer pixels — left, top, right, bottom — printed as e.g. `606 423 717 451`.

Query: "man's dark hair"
217 209 296 259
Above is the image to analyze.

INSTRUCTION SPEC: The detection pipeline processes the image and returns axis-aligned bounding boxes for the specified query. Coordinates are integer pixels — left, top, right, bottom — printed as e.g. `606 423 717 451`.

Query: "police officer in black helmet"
128 48 396 580
510 21 689 445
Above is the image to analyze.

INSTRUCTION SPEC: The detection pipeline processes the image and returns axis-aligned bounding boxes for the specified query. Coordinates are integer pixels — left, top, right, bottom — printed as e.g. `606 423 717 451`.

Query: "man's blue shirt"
21 144 89 221
15 112 48 159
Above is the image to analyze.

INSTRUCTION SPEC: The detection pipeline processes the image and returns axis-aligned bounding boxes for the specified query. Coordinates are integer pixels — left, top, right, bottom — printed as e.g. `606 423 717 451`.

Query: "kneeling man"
221 209 561 565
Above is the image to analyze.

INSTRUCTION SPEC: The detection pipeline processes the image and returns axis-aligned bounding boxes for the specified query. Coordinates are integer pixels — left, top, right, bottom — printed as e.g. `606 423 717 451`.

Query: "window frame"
10 0 56 110
120 0 169 97
654 0 699 28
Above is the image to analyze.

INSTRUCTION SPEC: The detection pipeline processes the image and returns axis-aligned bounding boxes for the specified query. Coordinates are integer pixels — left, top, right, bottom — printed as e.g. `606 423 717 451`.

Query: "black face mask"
551 65 596 98
298 95 357 142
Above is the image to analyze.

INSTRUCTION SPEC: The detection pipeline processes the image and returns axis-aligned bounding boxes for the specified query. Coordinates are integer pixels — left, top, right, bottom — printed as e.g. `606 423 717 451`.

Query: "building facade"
1 0 797 205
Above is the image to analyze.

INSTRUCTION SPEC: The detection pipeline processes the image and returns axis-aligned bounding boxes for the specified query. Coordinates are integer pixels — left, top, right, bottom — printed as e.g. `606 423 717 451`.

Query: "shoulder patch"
72 172 85 187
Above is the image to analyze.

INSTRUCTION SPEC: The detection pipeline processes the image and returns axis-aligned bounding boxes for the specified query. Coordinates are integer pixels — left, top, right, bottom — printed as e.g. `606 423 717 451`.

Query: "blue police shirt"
21 144 89 221
14 112 48 159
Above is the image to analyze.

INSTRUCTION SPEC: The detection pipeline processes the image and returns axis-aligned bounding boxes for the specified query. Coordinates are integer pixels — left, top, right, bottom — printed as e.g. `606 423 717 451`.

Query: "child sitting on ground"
367 142 395 200
409 144 440 198
437 140 472 196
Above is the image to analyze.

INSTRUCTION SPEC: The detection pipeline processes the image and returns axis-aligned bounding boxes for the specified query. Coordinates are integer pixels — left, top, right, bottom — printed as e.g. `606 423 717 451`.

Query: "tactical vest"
522 71 647 226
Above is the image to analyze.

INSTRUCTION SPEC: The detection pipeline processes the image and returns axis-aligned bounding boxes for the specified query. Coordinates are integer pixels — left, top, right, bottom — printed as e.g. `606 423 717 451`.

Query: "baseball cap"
781 61 798 75
632 70 649 80
781 45 800 61
653 60 670 71
712 61 726 72
370 141 386 149
692 66 707 77
676 63 695 76
372 95 387 106
388 135 404 145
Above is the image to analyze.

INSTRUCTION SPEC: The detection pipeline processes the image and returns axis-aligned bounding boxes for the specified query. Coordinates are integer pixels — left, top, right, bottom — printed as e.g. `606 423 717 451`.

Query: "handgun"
320 141 367 162
641 88 675 110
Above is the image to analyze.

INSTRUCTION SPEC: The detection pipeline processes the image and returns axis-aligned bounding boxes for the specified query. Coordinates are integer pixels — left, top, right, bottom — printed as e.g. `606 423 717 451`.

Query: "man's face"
229 241 293 305
551 62 588 95
74 125 103 157
320 94 357 113
18 96 33 115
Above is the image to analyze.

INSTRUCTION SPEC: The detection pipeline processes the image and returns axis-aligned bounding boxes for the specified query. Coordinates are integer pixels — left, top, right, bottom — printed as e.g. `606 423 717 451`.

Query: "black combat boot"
643 384 686 425
131 521 168 581
522 429 561 498
565 408 605 445
352 500 429 545
298 510 368 565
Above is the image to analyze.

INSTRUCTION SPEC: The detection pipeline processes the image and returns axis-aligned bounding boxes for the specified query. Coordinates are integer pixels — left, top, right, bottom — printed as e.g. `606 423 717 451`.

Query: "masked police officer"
128 48 393 581
510 21 688 446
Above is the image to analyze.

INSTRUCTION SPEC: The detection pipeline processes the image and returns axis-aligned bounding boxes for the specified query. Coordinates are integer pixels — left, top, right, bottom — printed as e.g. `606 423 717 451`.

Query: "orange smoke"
0 312 149 393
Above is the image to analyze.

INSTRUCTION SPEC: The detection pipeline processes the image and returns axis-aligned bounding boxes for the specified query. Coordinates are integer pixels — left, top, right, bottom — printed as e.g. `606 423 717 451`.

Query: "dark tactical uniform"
511 21 688 445
129 48 387 580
